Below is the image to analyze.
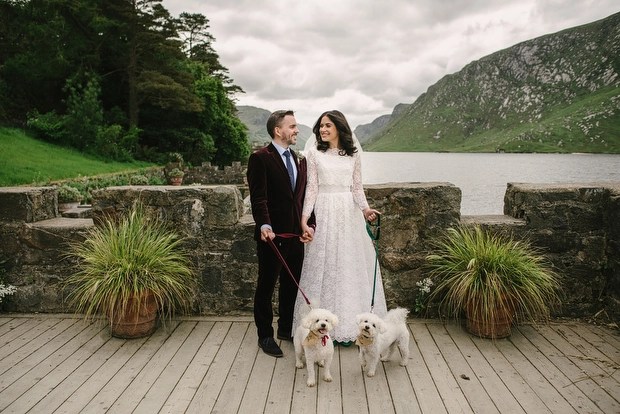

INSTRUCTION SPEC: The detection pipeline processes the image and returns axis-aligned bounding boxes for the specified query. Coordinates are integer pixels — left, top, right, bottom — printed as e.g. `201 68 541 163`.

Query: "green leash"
365 214 381 312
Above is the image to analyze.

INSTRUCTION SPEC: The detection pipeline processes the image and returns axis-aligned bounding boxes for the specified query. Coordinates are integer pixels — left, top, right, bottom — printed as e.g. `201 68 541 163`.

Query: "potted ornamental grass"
426 225 561 339
64 202 197 338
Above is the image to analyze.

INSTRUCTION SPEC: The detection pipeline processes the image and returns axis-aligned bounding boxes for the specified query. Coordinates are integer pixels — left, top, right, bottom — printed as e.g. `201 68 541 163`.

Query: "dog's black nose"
320 323 326 328
365 325 370 330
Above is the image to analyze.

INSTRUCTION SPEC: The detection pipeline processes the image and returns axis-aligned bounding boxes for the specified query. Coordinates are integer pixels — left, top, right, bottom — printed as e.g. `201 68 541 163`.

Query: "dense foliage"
0 0 249 166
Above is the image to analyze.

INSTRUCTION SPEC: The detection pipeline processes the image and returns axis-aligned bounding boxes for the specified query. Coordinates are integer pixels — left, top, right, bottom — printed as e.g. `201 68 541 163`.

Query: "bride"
292 110 387 345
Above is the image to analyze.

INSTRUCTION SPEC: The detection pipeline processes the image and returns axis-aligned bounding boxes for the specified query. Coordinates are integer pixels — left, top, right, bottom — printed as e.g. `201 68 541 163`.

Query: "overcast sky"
162 0 618 129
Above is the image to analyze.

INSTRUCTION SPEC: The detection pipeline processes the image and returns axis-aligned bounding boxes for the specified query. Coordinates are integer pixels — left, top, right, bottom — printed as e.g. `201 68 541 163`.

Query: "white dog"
294 308 339 387
355 307 410 377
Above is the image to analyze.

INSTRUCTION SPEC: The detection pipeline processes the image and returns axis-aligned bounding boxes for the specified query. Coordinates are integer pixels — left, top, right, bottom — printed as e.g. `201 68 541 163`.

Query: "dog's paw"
323 374 333 382
399 360 408 367
380 356 389 362
366 370 376 377
295 361 304 369
307 379 316 387
318 360 325 367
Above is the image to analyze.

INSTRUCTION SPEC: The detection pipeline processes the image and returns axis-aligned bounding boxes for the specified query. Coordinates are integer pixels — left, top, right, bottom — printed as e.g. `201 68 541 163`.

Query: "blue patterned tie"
283 150 295 190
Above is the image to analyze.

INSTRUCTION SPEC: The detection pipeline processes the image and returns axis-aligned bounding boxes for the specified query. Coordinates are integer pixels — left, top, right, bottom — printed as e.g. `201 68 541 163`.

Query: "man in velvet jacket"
247 110 313 358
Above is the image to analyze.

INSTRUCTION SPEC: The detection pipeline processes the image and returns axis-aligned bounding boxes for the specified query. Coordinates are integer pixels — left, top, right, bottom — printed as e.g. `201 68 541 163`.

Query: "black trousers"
254 238 304 339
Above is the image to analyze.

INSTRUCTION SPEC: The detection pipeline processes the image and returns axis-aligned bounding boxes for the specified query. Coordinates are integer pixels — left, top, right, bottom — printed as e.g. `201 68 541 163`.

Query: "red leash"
266 234 312 307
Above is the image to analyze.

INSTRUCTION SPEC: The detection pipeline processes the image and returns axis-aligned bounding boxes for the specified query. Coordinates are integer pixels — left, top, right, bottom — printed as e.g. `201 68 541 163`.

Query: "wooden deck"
0 314 618 413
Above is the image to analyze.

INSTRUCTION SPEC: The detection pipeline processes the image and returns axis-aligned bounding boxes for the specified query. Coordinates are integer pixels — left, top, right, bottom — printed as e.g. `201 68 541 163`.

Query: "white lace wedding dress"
292 143 387 343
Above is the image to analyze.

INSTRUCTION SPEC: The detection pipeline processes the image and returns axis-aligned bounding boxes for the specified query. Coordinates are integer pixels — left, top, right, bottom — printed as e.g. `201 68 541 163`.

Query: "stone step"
61 205 93 218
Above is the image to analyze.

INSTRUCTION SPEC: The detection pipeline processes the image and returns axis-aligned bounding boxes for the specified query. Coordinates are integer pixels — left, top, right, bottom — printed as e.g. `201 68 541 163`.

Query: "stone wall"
0 182 618 321
183 161 246 185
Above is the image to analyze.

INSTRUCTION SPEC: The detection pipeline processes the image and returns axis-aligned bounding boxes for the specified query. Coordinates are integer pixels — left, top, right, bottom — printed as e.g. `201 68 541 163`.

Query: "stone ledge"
461 215 527 226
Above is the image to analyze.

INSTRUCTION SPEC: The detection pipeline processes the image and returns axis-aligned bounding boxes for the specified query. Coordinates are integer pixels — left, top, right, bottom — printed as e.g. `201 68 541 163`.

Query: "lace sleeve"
302 149 318 217
352 152 369 210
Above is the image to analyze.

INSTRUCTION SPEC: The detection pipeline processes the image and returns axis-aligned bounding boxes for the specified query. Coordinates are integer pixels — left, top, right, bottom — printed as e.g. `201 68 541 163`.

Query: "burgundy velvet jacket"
247 143 308 241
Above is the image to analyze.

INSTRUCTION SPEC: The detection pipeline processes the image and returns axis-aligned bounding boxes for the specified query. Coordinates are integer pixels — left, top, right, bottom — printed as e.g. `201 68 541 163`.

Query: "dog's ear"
377 319 387 333
302 314 313 329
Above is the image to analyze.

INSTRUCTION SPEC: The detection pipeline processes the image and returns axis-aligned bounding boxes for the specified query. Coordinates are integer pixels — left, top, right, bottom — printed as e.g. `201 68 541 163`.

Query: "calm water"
361 152 620 215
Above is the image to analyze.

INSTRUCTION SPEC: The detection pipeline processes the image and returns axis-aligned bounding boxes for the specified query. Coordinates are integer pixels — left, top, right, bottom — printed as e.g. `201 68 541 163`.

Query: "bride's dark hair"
312 110 358 156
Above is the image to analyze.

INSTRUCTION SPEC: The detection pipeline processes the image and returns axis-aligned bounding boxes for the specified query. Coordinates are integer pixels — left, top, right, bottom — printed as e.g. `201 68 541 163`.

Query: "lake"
360 152 620 215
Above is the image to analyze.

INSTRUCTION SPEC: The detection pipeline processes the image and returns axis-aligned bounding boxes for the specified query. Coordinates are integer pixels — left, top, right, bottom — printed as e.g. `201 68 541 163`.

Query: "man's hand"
260 227 276 242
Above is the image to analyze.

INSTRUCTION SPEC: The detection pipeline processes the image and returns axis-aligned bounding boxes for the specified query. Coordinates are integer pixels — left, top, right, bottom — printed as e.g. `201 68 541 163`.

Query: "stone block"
0 187 57 223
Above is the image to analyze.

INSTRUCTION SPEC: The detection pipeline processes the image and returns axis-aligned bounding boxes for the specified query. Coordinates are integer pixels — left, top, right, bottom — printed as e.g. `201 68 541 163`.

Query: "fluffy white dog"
294 308 339 387
355 307 410 377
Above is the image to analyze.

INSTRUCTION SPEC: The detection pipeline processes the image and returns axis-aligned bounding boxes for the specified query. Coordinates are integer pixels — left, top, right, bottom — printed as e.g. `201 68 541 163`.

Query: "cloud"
163 0 619 128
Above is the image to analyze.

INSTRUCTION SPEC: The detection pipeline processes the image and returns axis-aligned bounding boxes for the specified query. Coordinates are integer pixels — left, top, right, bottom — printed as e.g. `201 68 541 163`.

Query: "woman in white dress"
292 110 387 345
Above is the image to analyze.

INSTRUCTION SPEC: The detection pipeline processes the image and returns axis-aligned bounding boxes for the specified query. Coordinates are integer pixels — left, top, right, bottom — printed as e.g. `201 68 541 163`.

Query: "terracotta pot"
109 291 158 339
465 302 515 339
169 177 183 186
59 201 80 212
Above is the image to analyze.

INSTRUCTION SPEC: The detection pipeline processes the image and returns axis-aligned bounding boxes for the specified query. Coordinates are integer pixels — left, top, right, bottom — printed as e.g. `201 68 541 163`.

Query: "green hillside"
0 128 154 186
366 12 620 153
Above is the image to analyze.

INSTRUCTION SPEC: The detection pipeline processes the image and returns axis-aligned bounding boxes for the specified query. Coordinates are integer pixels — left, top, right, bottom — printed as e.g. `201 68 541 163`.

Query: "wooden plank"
547 324 620 397
379 340 416 414
80 321 179 413
1 324 108 412
237 340 277 414
588 325 620 351
131 321 207 413
184 321 248 412
0 317 60 361
519 324 618 413
0 318 78 380
52 336 149 413
363 351 397 414
340 344 370 413
290 339 318 414
0 317 12 328
0 317 29 337
210 322 258 413
0 322 101 409
107 321 196 412
317 344 343 414
0 314 616 414
27 335 127 414
477 326 569 413
433 323 502 414
412 323 474 414
159 321 230 414
563 323 620 377
511 326 598 413
406 323 446 414
266 340 302 414
0 317 45 347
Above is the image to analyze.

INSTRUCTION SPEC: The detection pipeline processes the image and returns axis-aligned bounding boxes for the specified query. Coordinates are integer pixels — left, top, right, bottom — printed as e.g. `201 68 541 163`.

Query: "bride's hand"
300 223 314 243
363 208 380 222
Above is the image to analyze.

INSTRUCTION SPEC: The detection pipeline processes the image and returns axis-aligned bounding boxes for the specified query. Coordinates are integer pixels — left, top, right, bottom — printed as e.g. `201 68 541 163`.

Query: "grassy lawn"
0 127 155 186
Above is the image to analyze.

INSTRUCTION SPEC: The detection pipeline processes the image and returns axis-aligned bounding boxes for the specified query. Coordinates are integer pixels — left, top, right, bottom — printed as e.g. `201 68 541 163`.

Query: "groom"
247 110 313 357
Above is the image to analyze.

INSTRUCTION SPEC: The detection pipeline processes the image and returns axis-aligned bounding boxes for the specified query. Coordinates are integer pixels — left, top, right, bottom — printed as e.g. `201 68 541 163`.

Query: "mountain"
354 104 409 143
236 105 312 150
365 12 620 153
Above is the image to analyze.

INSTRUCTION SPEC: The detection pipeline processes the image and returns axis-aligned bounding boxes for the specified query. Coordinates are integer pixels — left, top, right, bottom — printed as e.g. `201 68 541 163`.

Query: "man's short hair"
266 110 295 139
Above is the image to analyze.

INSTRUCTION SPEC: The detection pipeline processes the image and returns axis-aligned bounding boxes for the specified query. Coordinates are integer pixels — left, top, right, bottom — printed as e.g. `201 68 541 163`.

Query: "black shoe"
258 337 283 357
277 330 293 341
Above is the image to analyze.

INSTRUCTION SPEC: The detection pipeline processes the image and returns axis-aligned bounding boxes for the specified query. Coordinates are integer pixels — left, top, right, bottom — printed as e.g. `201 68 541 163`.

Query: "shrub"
57 184 83 203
